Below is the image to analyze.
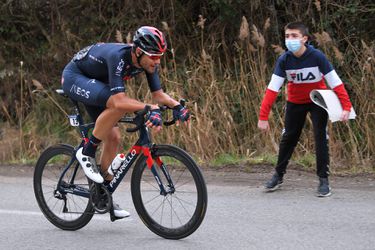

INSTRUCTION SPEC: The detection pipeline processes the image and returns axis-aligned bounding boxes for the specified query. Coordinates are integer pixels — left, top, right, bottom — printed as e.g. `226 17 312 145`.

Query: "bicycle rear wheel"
131 144 207 239
33 144 94 230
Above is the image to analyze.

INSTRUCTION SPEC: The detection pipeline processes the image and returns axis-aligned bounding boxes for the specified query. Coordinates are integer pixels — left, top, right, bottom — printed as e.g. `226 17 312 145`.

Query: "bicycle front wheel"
33 144 94 230
131 144 207 239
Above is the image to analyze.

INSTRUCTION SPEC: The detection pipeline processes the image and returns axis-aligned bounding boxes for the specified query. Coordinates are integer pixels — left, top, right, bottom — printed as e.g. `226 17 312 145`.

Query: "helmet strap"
136 52 144 65
134 46 144 66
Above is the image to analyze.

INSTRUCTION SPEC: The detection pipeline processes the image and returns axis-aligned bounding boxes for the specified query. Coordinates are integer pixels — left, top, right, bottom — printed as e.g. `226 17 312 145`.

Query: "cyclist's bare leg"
91 108 123 178
92 118 129 217
92 108 124 139
99 127 121 181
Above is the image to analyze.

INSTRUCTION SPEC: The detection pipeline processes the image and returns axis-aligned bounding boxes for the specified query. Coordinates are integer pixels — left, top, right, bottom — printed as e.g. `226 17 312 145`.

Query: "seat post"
70 99 85 125
55 89 92 139
69 99 93 139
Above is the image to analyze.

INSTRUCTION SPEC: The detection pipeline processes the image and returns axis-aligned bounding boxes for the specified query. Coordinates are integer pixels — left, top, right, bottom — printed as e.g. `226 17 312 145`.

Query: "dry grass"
0 126 20 162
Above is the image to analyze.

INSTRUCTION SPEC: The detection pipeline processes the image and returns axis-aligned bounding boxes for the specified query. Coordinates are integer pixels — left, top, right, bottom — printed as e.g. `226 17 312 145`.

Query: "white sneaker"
113 203 130 218
76 148 104 183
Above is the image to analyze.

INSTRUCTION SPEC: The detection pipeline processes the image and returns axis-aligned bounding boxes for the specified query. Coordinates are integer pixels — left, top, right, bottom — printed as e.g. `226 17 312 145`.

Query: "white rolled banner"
310 89 356 123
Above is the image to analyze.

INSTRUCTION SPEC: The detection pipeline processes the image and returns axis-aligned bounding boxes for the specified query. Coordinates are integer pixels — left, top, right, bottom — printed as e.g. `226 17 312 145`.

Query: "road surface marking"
0 209 133 222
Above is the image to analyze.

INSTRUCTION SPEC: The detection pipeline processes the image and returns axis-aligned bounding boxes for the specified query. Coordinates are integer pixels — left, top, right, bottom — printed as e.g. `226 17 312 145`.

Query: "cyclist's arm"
151 90 179 108
146 68 179 107
107 92 158 112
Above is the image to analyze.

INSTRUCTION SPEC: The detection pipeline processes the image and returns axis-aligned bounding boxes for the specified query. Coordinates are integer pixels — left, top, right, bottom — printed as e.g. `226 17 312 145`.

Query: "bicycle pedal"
109 208 119 222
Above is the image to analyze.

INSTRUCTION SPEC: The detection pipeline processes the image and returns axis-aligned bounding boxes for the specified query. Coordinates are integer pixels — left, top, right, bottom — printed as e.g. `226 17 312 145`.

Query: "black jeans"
275 102 329 178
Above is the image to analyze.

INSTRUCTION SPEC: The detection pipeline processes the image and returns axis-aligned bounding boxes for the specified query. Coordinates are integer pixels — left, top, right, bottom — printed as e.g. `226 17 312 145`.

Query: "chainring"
89 184 112 214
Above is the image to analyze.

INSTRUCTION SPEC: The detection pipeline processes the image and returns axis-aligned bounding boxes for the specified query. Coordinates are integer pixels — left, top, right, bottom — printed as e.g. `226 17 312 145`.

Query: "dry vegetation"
0 1 374 171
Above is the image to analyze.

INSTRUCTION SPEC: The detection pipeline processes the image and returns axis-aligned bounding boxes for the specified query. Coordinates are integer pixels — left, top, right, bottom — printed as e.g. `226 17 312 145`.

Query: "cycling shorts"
62 61 112 121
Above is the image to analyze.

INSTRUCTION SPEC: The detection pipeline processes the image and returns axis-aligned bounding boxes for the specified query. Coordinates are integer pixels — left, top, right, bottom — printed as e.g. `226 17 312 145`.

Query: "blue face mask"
285 39 302 52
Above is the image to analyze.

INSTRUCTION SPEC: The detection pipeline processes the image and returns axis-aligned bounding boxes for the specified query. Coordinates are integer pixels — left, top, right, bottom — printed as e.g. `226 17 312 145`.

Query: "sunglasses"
139 48 164 60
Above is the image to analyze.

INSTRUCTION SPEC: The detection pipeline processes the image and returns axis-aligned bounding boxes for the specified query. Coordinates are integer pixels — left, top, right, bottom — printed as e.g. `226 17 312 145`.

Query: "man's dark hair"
284 22 310 38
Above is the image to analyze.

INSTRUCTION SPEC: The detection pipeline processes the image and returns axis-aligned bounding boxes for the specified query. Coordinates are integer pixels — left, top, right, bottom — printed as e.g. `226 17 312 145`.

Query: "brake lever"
162 99 187 126
126 125 141 133
125 105 151 133
180 99 186 107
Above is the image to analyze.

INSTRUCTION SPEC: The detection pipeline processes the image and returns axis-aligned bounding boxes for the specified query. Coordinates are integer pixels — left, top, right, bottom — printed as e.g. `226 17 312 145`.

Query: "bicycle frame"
56 100 173 199
108 125 173 195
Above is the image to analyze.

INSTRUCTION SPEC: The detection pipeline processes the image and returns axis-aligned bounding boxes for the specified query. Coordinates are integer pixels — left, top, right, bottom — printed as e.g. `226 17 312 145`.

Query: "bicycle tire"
33 144 94 230
131 144 207 239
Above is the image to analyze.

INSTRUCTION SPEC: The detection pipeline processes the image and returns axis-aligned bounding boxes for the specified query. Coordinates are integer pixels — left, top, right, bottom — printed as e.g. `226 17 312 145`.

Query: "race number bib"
68 115 80 127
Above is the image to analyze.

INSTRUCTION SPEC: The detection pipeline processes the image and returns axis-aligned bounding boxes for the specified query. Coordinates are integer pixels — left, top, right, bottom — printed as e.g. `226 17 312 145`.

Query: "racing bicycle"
33 89 207 239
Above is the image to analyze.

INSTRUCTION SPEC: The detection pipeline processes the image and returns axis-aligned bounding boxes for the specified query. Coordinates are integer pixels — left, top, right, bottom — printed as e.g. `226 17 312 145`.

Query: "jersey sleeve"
317 51 352 111
107 54 126 94
258 57 285 120
145 67 162 92
332 84 352 111
273 56 287 78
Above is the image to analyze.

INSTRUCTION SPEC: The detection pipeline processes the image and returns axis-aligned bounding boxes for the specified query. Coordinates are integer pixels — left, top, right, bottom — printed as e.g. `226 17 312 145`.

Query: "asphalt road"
0 165 374 250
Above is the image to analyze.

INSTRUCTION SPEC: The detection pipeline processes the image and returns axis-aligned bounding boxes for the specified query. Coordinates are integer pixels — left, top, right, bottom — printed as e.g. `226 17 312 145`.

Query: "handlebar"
120 105 150 133
121 99 186 133
160 99 186 126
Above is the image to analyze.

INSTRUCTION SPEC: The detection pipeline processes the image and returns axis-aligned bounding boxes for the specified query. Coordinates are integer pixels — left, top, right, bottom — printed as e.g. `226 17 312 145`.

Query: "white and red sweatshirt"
259 45 352 121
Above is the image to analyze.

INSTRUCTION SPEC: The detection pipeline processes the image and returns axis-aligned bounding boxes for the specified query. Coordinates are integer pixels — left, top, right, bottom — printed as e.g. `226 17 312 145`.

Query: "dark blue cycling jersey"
73 43 162 94
62 43 163 113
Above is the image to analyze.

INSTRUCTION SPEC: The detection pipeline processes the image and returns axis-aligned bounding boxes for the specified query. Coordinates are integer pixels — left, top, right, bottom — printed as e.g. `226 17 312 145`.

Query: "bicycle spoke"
41 189 55 195
44 170 59 180
70 195 84 212
150 196 167 217
45 194 55 204
165 196 183 226
173 194 196 208
142 178 160 191
172 168 187 186
160 197 165 224
139 189 161 193
70 194 85 212
43 175 59 183
175 178 195 190
50 198 60 214
173 195 193 217
170 196 173 227
143 193 162 205
174 190 197 194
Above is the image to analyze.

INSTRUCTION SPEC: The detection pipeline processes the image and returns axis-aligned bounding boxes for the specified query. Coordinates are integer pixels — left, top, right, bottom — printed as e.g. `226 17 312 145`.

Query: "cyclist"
258 22 352 197
61 26 190 218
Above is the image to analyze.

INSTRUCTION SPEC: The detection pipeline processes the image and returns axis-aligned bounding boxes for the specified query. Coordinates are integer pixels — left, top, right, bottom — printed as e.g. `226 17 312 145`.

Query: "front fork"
155 156 175 193
143 146 174 196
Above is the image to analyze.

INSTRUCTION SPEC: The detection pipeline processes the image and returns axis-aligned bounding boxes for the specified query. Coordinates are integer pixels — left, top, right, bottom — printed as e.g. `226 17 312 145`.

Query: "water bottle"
107 153 125 175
